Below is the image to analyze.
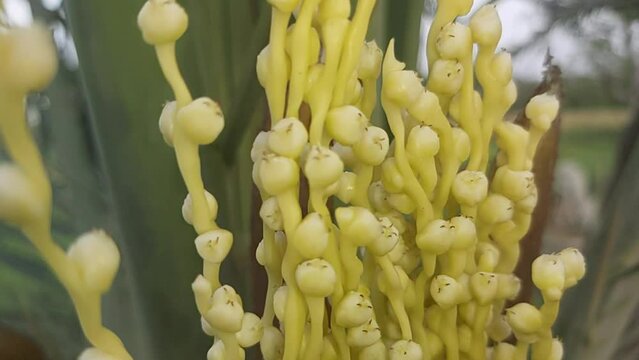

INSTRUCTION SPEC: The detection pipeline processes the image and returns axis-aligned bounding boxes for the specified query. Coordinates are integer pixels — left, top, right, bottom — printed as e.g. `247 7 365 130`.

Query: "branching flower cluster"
136 0 586 359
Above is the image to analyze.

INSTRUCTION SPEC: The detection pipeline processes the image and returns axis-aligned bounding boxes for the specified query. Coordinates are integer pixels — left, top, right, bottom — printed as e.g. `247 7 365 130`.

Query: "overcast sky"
4 0 634 80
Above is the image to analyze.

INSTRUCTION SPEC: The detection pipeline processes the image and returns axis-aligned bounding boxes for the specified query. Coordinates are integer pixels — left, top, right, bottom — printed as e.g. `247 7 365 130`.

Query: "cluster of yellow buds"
137 1 264 359
135 0 586 359
0 23 131 360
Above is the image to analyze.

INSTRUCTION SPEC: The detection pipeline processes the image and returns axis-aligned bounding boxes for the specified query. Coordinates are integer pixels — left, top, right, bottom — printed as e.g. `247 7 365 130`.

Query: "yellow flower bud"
452 170 489 206
358 340 387 360
211 284 242 306
427 59 464 95
176 97 225 145
359 41 384 80
452 127 471 162
335 291 374 328
387 192 416 214
296 258 337 297
368 181 392 213
273 286 288 323
381 158 405 193
532 254 565 301
496 273 521 300
260 326 284 360
335 206 382 247
255 239 267 267
369 217 400 256
250 131 270 163
425 331 444 358
192 275 213 315
137 0 188 45
383 69 424 108
304 146 344 188
353 126 390 166
450 216 477 249
260 197 284 231
267 0 300 13
491 166 535 202
431 275 464 308
408 91 441 119
406 125 440 157
158 101 177 146
201 317 215 336
256 45 271 89
396 243 421 275
525 93 560 132
194 229 233 264
236 312 263 348
506 303 543 342
0 165 44 227
268 117 308 158
470 5 502 46
78 348 119 360
252 161 265 194
476 242 500 271
516 185 538 214
416 219 453 254
389 340 422 360
491 343 516 360
285 25 320 67
449 90 483 123
292 212 329 259
67 230 120 294
548 338 564 360
259 153 299 195
470 272 498 304
377 265 411 294
345 72 364 105
491 52 513 85
207 285 244 333
347 318 381 347
503 80 518 107
495 123 528 161
487 315 512 342
436 22 472 60
336 171 357 203
326 106 368 146
477 194 514 224
557 247 586 288
0 24 58 93
182 191 219 225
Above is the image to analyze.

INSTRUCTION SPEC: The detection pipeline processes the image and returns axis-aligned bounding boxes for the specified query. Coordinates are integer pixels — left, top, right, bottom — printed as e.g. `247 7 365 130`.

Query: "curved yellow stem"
286 0 321 118
155 43 192 108
266 8 291 122
332 0 377 107
172 134 216 234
